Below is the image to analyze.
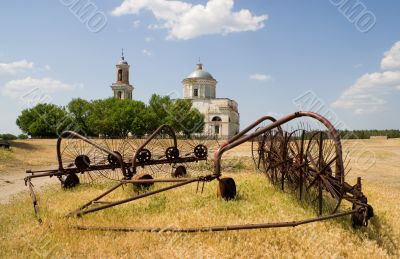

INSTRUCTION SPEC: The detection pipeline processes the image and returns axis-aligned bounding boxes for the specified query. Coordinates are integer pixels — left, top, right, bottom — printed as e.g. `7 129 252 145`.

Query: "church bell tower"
111 49 134 100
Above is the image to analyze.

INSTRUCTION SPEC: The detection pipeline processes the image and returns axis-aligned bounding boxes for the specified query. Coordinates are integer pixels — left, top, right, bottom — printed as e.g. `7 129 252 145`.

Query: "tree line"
292 129 400 140
16 94 204 138
339 129 400 139
0 133 28 141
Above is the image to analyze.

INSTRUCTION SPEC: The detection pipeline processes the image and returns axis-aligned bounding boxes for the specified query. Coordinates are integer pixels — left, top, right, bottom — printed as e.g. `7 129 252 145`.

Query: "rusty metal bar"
26 179 42 224
68 176 215 217
219 115 278 150
215 111 344 184
122 177 203 183
72 209 358 233
67 182 125 217
25 156 206 178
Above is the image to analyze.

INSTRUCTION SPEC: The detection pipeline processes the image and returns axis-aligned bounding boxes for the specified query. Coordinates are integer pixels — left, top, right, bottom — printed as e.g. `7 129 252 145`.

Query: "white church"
111 53 240 138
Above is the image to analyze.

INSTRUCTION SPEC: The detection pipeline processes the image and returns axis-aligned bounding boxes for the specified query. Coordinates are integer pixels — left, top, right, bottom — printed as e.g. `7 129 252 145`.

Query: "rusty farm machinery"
25 111 374 232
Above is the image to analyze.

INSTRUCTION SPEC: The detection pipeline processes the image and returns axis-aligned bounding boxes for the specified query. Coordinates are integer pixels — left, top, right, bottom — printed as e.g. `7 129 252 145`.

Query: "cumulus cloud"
1 77 76 99
250 73 271 81
0 60 34 74
332 41 400 114
381 41 400 70
112 0 268 40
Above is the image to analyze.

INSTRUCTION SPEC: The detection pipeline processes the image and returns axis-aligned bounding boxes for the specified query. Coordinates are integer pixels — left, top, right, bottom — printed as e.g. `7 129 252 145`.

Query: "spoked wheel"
286 129 307 197
100 138 136 180
251 129 269 173
178 133 219 176
303 131 343 215
59 137 133 184
260 130 286 185
59 138 105 183
132 128 178 178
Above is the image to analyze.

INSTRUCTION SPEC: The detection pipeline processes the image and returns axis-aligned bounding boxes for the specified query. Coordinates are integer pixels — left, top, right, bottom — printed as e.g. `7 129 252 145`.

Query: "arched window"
118 69 122 81
117 91 122 99
212 116 221 135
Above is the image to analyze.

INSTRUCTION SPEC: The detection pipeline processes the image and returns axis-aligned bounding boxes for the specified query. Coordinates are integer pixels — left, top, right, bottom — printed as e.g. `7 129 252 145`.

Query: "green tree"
18 134 29 139
86 98 148 137
147 94 204 137
148 94 172 124
0 134 17 140
16 103 70 137
167 99 204 137
67 98 93 135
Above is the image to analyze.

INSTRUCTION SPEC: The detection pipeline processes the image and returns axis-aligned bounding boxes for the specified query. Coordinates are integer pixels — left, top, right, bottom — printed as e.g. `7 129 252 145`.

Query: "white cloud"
332 41 400 114
381 41 400 70
250 73 271 81
332 70 400 114
145 37 154 42
1 77 76 99
142 49 152 56
112 0 268 40
0 60 34 74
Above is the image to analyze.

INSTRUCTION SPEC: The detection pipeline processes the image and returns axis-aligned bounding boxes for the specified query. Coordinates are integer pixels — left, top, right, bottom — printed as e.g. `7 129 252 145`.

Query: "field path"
0 166 57 204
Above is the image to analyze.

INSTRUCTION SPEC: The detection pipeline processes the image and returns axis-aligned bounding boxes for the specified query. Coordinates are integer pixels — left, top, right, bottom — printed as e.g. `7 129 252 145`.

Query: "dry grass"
0 139 57 173
0 139 399 258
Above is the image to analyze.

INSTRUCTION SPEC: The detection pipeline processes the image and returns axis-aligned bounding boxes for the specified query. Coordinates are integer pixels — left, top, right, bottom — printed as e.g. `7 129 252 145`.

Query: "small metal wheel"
194 144 208 158
171 165 187 178
165 147 179 160
63 173 80 188
136 149 151 163
132 173 154 190
217 177 236 200
107 151 122 166
74 155 91 170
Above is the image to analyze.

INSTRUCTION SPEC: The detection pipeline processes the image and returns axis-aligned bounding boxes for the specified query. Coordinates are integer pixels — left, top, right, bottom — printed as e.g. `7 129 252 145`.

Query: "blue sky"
1 0 400 134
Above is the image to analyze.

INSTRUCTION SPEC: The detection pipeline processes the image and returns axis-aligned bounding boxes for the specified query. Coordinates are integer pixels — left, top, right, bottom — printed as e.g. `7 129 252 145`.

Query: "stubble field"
0 138 399 258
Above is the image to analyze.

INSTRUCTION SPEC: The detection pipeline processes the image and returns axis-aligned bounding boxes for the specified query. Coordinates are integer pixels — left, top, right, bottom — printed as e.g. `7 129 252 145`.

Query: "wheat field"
0 139 399 258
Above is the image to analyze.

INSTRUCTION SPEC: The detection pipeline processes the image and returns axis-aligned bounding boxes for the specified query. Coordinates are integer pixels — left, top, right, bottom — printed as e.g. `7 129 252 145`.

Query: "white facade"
182 63 240 138
111 51 134 100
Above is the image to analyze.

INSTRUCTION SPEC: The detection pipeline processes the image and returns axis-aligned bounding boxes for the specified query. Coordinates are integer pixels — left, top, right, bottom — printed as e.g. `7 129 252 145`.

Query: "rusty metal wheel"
132 173 154 190
193 144 208 159
63 173 80 188
74 155 91 170
165 146 179 160
171 165 187 178
259 130 286 185
251 129 269 173
286 129 307 196
303 131 343 215
136 149 151 163
59 137 133 184
107 151 122 166
217 177 236 200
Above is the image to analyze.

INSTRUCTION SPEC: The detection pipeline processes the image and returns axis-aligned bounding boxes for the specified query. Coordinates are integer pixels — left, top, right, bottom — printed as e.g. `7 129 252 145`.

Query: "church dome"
186 64 215 80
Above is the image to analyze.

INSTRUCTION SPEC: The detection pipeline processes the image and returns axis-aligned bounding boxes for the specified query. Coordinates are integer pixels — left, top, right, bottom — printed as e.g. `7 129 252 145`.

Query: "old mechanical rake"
25 111 373 231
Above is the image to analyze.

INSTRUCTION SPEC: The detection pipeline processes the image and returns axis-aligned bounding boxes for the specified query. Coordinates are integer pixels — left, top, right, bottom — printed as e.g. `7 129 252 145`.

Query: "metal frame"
24 111 374 231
